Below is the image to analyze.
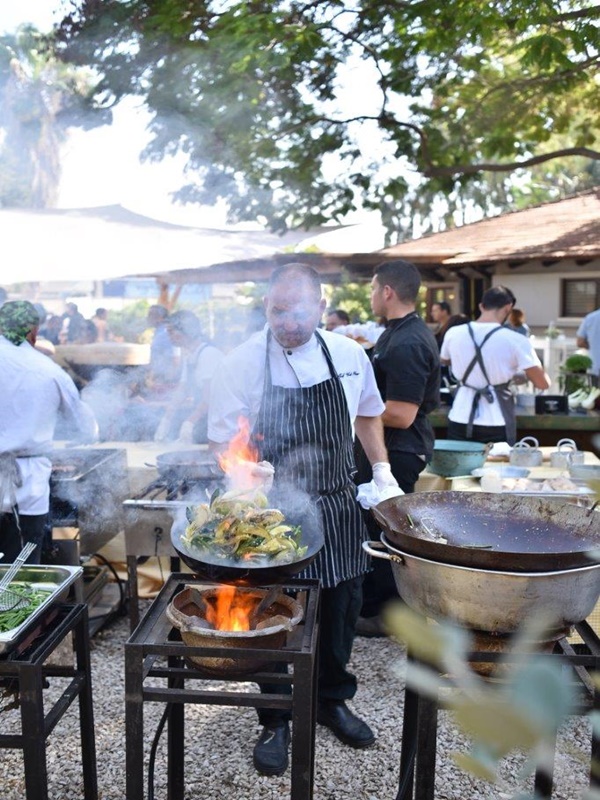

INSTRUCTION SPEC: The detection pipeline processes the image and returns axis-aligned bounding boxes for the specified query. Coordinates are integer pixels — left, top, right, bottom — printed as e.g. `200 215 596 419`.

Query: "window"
562 279 600 316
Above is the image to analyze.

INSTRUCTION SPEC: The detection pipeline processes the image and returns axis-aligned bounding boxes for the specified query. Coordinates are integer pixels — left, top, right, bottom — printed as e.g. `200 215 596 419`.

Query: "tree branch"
423 147 600 178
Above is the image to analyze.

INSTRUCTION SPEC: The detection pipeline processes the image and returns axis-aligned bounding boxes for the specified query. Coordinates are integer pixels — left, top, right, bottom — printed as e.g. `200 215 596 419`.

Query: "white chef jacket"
441 323 543 427
208 327 385 443
0 336 98 514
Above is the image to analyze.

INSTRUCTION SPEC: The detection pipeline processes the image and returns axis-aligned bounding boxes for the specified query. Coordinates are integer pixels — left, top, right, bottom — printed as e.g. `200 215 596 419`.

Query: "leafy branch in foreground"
384 603 600 797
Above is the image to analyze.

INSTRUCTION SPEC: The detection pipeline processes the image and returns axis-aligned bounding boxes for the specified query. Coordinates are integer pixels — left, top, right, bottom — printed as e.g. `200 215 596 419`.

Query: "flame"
218 416 258 474
218 416 264 493
205 585 257 631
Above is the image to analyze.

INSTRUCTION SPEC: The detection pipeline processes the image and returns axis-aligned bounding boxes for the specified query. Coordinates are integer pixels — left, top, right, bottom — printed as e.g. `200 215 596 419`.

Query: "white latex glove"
177 420 195 445
226 459 275 493
372 462 399 491
249 460 275 493
154 417 171 443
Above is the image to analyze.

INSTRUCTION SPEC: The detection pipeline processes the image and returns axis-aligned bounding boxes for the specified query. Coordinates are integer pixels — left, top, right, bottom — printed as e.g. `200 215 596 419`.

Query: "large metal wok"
155 450 224 482
363 538 600 634
170 502 324 585
371 492 600 573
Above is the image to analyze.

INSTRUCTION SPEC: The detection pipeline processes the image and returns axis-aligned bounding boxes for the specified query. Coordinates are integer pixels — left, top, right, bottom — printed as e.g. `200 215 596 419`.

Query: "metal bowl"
427 440 490 478
569 464 600 482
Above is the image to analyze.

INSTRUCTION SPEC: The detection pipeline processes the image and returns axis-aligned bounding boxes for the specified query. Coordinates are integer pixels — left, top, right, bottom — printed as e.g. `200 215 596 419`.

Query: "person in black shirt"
356 259 440 634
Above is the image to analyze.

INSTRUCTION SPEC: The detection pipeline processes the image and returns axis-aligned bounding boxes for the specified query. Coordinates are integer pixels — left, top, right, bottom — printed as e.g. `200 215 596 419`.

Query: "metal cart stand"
0 603 98 800
397 620 600 800
125 574 320 800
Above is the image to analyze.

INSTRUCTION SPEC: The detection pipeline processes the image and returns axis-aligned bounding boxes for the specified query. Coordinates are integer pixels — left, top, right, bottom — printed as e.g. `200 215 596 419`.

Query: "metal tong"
0 541 36 611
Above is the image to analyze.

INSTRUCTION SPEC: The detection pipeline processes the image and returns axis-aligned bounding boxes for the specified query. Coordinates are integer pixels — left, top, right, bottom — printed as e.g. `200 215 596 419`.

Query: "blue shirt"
577 308 600 375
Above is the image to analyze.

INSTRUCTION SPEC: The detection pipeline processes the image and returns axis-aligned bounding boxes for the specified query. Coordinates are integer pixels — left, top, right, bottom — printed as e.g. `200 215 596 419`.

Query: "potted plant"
558 353 592 407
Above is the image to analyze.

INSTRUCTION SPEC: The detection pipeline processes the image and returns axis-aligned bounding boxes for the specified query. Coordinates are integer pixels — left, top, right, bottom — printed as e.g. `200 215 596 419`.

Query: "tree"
0 24 108 208
54 1 599 234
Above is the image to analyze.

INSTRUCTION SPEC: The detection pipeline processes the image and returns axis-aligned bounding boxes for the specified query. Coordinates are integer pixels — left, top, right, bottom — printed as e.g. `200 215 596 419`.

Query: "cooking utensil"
0 565 83 653
370 492 600 573
426 440 491 478
0 542 36 611
569 464 600 481
550 438 585 468
166 586 304 674
170 506 324 585
363 538 600 634
155 450 224 482
510 436 543 467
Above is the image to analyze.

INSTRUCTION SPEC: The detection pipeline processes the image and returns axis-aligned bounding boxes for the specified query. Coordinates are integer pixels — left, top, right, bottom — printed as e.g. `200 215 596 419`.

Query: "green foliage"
564 354 594 373
106 300 151 342
0 24 106 209
46 1 600 234
386 603 578 793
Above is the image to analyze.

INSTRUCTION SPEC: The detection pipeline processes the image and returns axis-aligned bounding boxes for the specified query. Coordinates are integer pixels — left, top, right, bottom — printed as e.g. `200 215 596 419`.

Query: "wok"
155 450 224 482
371 492 600 573
363 538 600 634
170 501 324 585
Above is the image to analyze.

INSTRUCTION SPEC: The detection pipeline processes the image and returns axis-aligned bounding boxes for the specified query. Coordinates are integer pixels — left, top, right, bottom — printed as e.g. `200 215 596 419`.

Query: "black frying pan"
170 503 324 585
371 492 600 572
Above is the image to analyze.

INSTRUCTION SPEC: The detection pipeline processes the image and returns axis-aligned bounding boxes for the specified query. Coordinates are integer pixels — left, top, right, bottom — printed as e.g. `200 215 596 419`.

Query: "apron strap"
459 324 508 439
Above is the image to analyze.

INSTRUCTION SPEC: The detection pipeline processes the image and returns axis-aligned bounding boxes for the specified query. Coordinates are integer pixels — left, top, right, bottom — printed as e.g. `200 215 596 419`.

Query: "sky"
0 0 390 251
0 0 234 228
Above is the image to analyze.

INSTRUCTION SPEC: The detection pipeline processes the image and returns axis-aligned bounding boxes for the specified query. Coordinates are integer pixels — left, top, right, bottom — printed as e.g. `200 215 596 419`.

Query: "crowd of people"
2 260 597 776
38 302 115 347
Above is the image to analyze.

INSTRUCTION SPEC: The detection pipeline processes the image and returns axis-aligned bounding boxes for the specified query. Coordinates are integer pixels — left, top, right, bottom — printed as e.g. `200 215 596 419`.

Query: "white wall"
492 265 599 333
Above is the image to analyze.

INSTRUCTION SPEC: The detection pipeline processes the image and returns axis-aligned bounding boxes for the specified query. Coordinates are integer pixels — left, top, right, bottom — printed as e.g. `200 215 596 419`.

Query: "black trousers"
447 420 507 444
360 451 426 619
258 574 363 726
0 512 48 564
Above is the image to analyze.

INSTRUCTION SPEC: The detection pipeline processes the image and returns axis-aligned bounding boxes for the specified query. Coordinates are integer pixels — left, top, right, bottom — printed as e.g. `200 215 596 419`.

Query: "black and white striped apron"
252 331 368 588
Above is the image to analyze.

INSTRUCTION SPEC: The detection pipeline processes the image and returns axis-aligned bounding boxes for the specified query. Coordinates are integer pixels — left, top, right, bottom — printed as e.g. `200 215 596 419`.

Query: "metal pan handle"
362 540 405 565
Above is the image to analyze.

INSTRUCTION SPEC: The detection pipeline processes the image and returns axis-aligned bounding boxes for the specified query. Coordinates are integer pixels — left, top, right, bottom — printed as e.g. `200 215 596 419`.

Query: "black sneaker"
252 722 291 776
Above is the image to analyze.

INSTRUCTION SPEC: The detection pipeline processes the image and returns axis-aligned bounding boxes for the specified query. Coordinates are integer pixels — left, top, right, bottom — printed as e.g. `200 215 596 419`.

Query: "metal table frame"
397 620 600 800
125 574 320 800
0 603 98 800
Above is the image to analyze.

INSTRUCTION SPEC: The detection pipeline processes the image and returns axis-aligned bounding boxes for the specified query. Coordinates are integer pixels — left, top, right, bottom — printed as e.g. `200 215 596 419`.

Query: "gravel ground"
0 602 595 800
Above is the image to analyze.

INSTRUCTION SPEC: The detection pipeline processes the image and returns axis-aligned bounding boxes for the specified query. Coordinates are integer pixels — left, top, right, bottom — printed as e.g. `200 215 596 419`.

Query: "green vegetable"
0 585 52 633
563 354 593 373
182 490 306 564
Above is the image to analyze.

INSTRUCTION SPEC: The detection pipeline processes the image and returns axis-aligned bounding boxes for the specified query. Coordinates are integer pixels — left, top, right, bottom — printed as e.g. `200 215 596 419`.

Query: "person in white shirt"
0 301 98 564
208 263 397 776
577 307 600 377
154 310 222 444
440 286 550 444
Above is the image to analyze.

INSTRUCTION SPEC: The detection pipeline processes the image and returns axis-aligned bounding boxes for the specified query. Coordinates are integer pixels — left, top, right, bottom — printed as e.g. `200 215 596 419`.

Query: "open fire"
205 585 255 631
166 585 304 675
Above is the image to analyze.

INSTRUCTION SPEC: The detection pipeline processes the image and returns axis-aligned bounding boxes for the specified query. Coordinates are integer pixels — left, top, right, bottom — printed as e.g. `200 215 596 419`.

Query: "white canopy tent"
0 204 385 286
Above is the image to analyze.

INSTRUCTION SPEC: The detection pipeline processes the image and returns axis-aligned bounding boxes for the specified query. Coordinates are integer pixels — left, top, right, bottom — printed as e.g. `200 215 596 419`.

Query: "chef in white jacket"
0 301 98 564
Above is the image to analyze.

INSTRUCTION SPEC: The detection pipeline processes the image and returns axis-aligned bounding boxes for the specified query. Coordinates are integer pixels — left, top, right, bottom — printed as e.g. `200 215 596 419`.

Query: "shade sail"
0 204 356 285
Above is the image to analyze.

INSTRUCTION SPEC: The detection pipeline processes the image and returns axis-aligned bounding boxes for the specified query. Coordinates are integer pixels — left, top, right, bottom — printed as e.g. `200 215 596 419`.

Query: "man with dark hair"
0 301 97 563
441 284 550 444
325 308 351 330
208 263 398 775
154 310 222 443
431 300 452 348
356 259 440 635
